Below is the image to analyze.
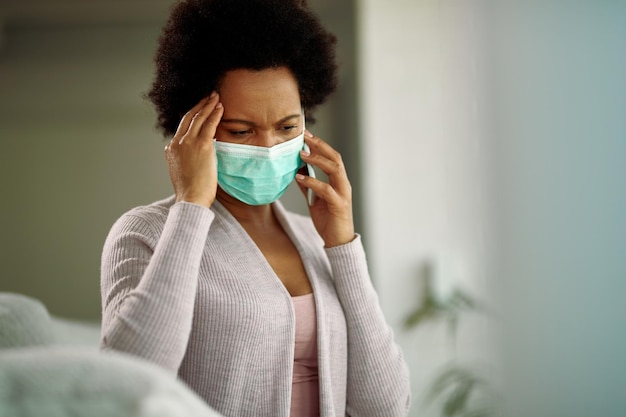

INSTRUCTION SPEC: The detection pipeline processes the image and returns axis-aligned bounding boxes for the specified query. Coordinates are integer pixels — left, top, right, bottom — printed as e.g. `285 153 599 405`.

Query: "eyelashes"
228 130 252 136
226 125 299 137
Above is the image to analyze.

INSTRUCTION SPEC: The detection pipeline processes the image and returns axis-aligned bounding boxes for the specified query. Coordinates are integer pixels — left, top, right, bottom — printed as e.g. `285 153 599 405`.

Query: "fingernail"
300 150 310 157
210 91 217 98
296 174 305 181
305 130 314 138
216 102 223 109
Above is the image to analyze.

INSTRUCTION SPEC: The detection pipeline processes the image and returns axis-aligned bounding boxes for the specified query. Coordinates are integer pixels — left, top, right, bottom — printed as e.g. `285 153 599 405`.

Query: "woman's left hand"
296 130 355 248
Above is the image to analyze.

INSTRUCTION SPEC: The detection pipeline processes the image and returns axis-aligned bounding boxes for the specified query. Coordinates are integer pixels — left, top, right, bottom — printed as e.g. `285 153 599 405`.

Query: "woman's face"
215 66 303 147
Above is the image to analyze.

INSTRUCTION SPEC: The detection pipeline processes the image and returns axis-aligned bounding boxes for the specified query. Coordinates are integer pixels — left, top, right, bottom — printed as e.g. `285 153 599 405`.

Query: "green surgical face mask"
214 129 304 206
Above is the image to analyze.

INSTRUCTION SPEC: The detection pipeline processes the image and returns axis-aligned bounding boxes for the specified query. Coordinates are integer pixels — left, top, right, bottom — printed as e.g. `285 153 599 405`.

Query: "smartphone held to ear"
302 143 316 206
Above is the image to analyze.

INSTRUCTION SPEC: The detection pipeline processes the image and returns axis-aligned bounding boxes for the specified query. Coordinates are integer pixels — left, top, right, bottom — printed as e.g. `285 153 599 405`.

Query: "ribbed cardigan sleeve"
325 235 411 417
100 202 214 374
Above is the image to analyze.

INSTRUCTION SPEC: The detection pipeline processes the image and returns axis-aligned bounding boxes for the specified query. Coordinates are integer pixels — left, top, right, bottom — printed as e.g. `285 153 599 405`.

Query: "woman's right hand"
165 92 224 208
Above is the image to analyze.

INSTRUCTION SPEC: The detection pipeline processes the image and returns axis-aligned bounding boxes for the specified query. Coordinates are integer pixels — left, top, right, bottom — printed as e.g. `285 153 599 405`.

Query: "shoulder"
105 195 176 244
124 196 174 225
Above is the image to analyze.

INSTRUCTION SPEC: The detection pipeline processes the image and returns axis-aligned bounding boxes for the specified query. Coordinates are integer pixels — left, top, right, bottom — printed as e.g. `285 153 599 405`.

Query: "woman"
100 0 410 416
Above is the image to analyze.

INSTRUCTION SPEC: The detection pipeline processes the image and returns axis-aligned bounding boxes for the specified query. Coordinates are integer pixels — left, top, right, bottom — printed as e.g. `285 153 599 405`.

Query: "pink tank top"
290 293 319 417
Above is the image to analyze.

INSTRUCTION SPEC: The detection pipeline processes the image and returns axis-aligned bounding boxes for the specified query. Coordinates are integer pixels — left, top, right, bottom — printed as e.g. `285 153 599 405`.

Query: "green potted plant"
404 263 498 417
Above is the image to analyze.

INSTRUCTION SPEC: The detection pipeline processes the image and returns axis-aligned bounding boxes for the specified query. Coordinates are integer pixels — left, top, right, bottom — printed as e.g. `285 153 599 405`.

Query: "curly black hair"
147 0 338 137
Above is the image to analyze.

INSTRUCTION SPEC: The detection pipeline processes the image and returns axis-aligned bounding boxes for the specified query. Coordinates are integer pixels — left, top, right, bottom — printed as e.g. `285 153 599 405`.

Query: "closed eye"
280 125 298 132
229 129 252 136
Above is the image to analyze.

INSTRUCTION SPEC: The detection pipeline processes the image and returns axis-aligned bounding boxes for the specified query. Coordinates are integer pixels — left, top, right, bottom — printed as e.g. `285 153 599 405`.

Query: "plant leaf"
443 378 476 416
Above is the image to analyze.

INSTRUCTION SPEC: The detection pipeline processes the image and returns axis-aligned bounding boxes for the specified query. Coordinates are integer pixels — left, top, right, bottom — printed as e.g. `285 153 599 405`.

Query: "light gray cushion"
50 317 101 346
0 347 223 417
0 293 55 349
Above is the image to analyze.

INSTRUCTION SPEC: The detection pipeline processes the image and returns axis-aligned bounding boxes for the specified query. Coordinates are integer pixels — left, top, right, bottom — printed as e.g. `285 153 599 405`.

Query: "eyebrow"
220 114 302 126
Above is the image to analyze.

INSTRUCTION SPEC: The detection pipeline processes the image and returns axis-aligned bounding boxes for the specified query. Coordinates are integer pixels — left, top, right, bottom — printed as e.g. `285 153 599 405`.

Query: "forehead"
218 67 301 121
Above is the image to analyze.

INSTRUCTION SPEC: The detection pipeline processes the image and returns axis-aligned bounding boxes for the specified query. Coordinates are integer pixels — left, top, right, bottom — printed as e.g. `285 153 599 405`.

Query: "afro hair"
147 0 338 137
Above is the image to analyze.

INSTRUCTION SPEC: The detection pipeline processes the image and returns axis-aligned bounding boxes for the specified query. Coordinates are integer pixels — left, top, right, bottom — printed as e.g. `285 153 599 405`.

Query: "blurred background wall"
486 2 626 416
1 1 173 320
360 1 626 416
359 1 494 416
1 1 625 416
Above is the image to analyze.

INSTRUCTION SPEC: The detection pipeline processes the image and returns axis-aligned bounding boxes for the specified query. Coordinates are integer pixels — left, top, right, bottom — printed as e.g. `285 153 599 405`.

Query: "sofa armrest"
0 293 55 349
0 346 223 417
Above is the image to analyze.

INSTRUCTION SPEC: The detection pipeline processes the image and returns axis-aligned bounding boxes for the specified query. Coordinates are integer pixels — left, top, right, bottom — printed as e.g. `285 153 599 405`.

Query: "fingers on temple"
184 94 221 141
198 102 224 143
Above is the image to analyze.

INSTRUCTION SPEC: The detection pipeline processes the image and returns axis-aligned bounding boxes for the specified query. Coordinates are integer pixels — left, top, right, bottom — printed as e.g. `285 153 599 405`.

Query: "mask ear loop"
301 114 316 206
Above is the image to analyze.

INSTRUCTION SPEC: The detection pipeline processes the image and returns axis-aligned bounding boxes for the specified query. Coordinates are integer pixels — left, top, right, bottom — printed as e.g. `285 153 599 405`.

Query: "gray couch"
0 292 222 417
